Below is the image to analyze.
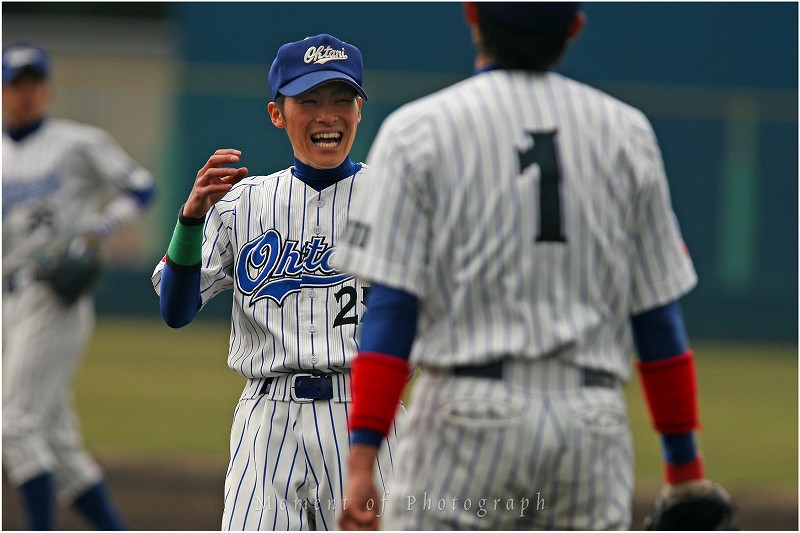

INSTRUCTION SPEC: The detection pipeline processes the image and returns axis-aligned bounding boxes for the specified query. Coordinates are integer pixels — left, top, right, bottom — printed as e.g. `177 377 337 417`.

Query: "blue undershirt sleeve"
159 262 202 328
351 429 385 447
351 283 418 446
630 300 689 362
630 299 697 466
358 283 419 360
661 433 698 465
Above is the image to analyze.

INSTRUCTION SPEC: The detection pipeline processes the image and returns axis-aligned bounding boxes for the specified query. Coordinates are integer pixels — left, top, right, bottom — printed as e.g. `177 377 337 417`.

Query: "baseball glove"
644 481 739 530
34 234 103 306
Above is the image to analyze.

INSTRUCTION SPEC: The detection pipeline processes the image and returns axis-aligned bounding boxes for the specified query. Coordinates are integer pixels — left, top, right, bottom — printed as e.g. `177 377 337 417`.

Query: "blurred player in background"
152 34 403 530
2 42 155 530
337 3 733 530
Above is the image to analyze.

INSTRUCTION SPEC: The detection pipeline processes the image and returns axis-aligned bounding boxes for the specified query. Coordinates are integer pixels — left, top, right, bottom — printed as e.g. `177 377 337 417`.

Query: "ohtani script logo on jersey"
236 229 350 305
304 45 348 65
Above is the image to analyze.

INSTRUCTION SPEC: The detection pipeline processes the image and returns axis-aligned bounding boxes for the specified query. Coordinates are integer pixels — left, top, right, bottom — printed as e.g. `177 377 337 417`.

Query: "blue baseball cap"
268 34 368 101
478 2 581 35
2 42 50 85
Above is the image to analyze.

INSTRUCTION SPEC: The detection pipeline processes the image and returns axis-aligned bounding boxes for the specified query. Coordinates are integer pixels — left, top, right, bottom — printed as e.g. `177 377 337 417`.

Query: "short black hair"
476 5 572 72
274 93 286 112
9 66 47 85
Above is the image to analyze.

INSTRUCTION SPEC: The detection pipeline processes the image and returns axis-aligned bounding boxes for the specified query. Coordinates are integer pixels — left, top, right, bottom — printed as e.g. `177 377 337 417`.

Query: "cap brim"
2 64 47 85
278 71 368 101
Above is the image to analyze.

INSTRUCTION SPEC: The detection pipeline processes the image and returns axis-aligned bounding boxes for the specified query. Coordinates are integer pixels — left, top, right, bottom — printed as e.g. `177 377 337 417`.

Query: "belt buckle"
290 373 316 403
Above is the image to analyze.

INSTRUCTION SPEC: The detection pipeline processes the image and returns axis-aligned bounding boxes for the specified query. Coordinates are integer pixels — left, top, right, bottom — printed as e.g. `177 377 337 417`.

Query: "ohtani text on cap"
304 46 349 65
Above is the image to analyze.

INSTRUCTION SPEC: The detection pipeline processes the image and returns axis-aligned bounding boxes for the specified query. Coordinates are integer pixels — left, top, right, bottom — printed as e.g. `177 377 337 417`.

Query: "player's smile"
270 81 362 170
310 131 343 148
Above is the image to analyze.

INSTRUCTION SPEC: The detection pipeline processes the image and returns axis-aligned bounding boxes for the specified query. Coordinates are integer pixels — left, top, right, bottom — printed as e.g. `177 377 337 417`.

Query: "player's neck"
4 116 45 142
292 157 358 192
474 54 496 72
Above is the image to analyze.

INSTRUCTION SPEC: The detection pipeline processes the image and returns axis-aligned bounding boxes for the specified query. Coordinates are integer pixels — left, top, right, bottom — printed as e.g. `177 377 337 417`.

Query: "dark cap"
2 42 50 85
268 34 367 101
477 2 581 34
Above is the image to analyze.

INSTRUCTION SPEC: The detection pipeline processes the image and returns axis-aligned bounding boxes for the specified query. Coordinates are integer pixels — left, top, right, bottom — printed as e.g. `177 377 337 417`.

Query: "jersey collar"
474 63 500 75
292 157 359 192
4 117 45 142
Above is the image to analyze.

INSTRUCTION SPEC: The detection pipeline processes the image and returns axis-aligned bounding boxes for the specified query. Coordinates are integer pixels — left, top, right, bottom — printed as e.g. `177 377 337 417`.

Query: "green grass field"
74 317 797 492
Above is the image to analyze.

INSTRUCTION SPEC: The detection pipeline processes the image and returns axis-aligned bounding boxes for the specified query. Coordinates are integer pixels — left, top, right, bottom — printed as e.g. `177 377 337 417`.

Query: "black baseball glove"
35 234 103 306
644 481 739 530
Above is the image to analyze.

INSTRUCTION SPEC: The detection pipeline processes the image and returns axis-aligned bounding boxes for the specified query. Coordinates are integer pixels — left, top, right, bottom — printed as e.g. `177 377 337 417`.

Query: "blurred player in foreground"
2 42 155 530
152 34 403 530
336 3 736 530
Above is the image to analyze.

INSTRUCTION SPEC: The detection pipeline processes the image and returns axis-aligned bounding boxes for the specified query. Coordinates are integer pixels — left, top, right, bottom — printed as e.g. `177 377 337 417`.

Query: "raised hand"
183 148 248 218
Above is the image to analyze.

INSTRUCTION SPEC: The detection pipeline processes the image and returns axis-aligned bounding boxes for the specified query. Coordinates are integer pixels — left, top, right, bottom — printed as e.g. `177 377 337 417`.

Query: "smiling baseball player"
336 3 736 531
152 34 403 531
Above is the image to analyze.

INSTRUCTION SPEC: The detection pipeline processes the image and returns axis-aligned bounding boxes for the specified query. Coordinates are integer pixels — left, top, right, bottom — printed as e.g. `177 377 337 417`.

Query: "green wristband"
167 220 203 267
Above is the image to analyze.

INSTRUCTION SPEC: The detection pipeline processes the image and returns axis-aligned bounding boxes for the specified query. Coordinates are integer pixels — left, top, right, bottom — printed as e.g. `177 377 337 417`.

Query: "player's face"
270 81 362 170
2 72 50 129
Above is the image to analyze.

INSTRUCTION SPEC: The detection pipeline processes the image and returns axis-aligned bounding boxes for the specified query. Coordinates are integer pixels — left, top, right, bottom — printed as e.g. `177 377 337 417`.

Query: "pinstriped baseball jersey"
152 166 371 378
3 117 153 505
152 163 404 530
337 70 697 381
3 119 153 274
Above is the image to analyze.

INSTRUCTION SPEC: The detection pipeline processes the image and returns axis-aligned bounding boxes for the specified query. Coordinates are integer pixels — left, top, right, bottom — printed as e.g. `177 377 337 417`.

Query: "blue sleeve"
630 300 689 362
350 283 418 447
359 283 418 360
631 300 698 464
351 429 386 447
660 433 698 465
128 183 156 207
159 261 202 328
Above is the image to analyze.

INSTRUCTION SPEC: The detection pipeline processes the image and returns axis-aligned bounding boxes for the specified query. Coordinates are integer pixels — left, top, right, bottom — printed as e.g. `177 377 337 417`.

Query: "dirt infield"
3 456 797 530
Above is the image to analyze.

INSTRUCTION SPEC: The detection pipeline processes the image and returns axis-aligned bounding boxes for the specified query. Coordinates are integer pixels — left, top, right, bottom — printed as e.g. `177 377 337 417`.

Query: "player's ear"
567 11 586 42
356 96 363 123
464 2 479 26
268 101 285 129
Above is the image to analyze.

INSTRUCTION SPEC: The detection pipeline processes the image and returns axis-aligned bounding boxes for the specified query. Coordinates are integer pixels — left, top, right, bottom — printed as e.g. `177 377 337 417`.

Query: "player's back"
365 69 690 378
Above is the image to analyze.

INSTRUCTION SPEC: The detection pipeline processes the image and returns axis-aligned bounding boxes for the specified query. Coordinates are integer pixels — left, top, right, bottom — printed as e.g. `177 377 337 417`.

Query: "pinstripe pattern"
2 285 102 500
153 165 403 529
337 70 696 382
3 119 153 272
335 70 695 528
153 167 371 378
383 360 632 530
3 118 153 499
222 383 404 531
